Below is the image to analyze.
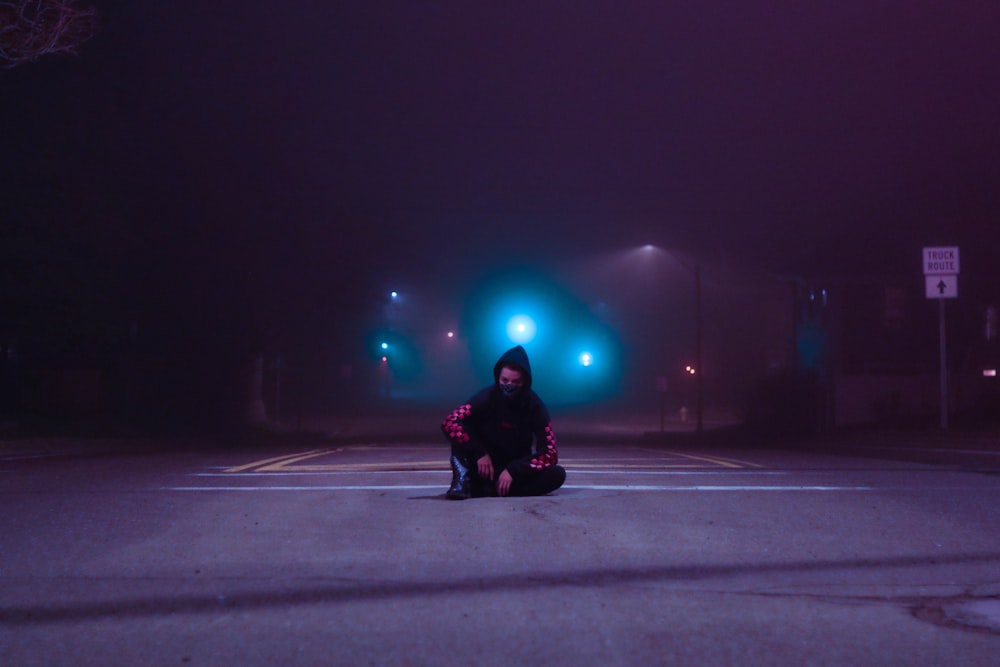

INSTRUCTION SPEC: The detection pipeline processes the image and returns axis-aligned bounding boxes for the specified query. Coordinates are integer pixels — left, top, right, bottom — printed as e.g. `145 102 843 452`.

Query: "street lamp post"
694 263 703 434
631 245 705 433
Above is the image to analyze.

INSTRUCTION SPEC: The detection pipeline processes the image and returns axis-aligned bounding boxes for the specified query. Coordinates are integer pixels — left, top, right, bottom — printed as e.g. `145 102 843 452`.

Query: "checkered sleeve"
506 412 559 479
528 422 558 470
441 402 487 458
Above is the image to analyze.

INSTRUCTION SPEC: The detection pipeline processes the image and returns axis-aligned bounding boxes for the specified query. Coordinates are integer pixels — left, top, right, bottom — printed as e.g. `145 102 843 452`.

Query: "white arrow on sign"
925 274 958 299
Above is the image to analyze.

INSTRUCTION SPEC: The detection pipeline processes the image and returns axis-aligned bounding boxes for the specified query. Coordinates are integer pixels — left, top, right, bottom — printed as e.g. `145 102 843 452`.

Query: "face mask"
499 382 522 397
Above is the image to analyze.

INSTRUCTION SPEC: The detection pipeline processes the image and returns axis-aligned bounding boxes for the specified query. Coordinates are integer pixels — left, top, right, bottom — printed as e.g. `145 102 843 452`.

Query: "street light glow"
506 314 537 344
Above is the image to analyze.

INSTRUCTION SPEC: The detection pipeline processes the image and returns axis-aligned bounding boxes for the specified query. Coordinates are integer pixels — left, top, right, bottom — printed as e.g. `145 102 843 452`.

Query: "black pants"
455 448 566 497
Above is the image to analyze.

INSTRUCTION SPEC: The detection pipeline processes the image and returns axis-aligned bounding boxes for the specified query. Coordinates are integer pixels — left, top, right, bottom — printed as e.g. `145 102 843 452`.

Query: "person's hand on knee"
477 454 494 480
497 469 513 496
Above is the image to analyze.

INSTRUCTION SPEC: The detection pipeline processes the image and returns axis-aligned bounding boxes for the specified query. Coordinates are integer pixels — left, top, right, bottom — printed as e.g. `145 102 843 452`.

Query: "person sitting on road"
440 344 566 499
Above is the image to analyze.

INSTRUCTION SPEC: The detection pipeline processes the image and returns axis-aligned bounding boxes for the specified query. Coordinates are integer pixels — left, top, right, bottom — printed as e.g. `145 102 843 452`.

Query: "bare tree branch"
0 0 98 69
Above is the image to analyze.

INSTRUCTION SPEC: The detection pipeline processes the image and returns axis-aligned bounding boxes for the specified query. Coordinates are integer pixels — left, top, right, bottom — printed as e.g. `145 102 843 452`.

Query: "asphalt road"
2 434 1000 666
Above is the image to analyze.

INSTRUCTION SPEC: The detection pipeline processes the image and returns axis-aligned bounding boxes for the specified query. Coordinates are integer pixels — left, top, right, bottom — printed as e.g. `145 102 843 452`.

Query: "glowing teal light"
460 269 624 406
506 314 537 344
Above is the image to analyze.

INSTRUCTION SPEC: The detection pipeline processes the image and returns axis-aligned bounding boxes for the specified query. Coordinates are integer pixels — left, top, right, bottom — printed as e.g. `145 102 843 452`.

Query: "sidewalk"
1 410 998 461
0 408 732 460
803 425 1000 454
299 409 737 441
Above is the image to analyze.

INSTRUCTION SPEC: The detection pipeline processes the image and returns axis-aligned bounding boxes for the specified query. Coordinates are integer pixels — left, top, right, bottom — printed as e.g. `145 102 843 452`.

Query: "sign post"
656 376 668 432
923 246 959 429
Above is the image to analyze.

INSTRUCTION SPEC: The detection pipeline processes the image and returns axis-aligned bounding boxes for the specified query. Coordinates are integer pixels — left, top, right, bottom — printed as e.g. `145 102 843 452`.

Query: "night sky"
2 2 1000 417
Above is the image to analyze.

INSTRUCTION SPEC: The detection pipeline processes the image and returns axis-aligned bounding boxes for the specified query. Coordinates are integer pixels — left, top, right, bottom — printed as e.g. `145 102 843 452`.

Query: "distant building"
774 233 999 429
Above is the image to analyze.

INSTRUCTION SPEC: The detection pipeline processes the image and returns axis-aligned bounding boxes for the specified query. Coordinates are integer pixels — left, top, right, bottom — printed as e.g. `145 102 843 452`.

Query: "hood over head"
493 345 532 391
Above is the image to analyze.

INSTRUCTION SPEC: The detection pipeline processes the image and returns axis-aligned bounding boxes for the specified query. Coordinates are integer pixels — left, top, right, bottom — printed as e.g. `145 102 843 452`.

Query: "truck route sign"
922 246 960 275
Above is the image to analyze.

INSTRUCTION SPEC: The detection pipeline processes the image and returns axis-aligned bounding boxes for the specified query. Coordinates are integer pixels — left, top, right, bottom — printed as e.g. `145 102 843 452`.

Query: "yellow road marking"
226 451 760 474
567 463 722 469
225 449 340 473
670 452 763 469
565 458 709 463
228 449 448 474
567 452 762 469
271 460 448 472
633 448 764 468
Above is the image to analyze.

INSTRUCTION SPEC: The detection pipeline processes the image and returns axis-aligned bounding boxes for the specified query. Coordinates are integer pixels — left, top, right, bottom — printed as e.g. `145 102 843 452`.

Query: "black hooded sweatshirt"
441 345 559 478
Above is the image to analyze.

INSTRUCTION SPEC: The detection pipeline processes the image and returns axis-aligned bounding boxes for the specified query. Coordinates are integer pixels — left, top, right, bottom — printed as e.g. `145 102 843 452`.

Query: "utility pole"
695 263 703 434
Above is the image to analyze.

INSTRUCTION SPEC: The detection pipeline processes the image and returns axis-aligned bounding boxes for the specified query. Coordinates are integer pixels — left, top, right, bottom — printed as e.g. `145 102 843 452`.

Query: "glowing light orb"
579 352 593 367
505 314 537 344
